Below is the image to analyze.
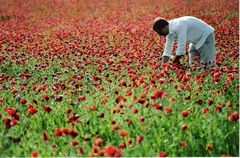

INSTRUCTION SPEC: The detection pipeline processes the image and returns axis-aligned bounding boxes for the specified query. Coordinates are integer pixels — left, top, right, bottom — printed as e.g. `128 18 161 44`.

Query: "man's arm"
162 56 170 64
173 55 183 65
162 35 174 65
172 24 187 65
175 24 187 56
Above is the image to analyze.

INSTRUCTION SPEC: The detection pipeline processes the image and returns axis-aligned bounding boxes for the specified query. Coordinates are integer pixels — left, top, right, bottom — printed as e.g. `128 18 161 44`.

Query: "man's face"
156 26 169 37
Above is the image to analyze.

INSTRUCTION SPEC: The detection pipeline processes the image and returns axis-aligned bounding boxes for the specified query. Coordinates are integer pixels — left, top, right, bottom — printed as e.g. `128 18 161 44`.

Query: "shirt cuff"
176 51 184 56
162 52 171 57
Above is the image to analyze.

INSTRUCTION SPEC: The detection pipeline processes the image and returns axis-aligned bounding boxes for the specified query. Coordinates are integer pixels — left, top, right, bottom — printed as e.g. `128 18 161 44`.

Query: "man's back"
169 16 214 36
164 16 215 57
152 16 216 68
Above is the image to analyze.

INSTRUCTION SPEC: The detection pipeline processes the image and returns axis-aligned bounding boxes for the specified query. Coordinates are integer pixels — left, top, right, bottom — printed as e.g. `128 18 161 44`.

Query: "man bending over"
153 16 216 68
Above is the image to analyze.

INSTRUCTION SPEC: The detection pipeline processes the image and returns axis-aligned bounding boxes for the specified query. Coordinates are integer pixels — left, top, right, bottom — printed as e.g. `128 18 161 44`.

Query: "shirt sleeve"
162 35 174 57
176 25 187 56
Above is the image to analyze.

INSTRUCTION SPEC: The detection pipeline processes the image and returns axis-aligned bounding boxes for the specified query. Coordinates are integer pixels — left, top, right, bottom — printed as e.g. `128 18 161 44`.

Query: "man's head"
152 17 169 37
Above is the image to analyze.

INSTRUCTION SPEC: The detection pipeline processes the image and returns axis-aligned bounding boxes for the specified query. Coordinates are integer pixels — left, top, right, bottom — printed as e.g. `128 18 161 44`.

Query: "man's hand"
173 55 183 65
161 56 170 66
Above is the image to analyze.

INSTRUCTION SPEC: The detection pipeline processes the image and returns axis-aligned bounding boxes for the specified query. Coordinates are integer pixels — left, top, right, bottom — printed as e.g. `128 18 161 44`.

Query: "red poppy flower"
119 130 128 138
228 112 239 122
42 130 49 142
181 110 189 117
154 103 163 110
165 106 172 113
42 105 52 113
115 96 126 103
132 107 138 114
20 98 27 104
54 128 62 136
136 135 143 144
94 138 104 146
118 142 126 149
159 151 167 157
112 125 120 131
70 140 79 146
31 151 39 157
181 124 188 131
103 145 122 157
28 105 38 115
151 90 166 99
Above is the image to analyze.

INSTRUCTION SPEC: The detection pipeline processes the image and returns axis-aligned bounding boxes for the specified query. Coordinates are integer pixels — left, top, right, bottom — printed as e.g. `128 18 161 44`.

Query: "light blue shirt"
163 16 214 57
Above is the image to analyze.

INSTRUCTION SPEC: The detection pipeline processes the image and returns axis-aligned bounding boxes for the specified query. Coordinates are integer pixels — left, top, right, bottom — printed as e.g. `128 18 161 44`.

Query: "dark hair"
152 17 169 32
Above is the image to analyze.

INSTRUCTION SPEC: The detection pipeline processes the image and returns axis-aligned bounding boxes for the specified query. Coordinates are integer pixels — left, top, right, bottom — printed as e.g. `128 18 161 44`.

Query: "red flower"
42 130 49 142
43 105 52 113
118 142 126 149
4 107 17 116
31 150 39 157
179 141 188 147
181 110 189 117
127 138 133 144
111 120 116 124
67 114 79 123
70 140 79 146
94 138 104 146
66 108 72 114
159 78 165 84
201 108 208 114
125 89 132 96
115 96 126 103
41 84 47 91
181 124 188 131
54 128 62 136
11 89 18 94
120 81 127 86
68 129 79 138
206 144 214 151
10 118 18 127
184 95 191 100
193 56 200 60
228 112 239 122
132 107 138 114
159 151 167 157
100 98 108 103
4 117 18 128
165 106 172 113
139 116 144 123
196 99 203 105
119 130 128 138
154 103 163 110
20 98 27 104
4 117 12 128
103 145 122 157
0 56 5 62
0 97 4 102
137 98 146 104
112 125 120 131
79 147 84 154
83 135 90 141
56 95 63 102
78 95 86 102
136 135 143 144
42 95 50 101
208 100 213 105
150 90 166 99
28 105 38 115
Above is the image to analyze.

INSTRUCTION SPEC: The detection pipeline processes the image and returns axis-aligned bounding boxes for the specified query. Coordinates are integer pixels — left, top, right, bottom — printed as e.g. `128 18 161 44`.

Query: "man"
152 16 216 68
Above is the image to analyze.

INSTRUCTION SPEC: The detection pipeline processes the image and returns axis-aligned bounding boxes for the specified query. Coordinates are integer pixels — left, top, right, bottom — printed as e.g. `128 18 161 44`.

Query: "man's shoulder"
170 16 199 23
168 18 186 33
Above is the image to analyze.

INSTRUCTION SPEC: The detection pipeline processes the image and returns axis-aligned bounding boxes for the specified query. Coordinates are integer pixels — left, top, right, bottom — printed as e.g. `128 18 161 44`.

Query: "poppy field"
0 0 239 157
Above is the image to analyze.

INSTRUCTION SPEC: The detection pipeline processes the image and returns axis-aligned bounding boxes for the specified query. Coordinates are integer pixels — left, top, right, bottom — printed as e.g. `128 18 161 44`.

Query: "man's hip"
189 32 216 68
